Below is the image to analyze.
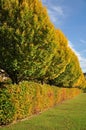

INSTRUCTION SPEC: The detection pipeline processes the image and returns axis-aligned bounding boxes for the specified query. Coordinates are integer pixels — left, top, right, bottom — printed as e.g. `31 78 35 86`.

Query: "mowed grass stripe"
0 93 86 130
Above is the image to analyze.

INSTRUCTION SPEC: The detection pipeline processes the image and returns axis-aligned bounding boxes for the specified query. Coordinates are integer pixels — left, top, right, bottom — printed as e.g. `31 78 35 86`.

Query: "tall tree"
0 0 58 83
52 49 84 87
45 29 71 83
0 0 84 87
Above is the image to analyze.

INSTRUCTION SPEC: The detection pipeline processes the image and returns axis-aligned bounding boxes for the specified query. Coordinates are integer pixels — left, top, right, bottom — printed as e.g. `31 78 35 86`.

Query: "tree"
45 29 71 83
52 49 84 87
0 0 58 83
0 0 84 87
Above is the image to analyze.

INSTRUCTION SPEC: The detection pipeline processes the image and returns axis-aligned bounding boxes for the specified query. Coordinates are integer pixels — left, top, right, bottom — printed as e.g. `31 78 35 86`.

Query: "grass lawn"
0 93 86 130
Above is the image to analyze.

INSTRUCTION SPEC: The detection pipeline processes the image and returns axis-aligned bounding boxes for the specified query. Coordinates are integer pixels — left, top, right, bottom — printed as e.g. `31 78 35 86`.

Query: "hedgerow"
0 81 82 125
0 87 15 125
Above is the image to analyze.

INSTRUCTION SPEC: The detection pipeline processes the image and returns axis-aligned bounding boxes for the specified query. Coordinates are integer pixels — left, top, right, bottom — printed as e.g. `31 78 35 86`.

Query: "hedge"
0 81 82 125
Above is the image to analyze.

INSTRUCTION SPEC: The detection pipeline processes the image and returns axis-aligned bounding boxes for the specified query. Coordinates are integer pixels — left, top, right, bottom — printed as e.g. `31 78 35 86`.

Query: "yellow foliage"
56 29 68 47
7 81 82 121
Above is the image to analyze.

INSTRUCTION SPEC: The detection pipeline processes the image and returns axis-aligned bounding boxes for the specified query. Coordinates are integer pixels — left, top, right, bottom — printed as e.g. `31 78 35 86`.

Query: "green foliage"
0 87 15 125
52 50 84 87
0 0 85 88
0 0 85 128
0 0 58 84
0 81 82 125
45 30 70 82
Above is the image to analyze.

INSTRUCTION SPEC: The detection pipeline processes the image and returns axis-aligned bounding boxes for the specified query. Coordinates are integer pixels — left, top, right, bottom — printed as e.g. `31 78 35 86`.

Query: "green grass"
0 93 86 130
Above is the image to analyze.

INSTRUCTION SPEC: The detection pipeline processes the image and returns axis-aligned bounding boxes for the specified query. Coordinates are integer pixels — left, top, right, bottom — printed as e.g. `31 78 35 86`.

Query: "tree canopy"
0 0 85 88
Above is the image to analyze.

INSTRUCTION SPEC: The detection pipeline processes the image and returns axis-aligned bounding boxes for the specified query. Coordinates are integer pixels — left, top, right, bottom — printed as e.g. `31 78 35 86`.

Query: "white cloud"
42 0 65 25
80 39 86 44
47 5 65 25
48 9 58 23
50 6 64 16
68 41 86 72
55 7 64 16
68 41 81 60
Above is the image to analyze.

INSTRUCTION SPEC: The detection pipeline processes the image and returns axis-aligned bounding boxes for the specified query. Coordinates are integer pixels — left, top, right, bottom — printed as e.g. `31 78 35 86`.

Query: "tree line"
0 0 85 88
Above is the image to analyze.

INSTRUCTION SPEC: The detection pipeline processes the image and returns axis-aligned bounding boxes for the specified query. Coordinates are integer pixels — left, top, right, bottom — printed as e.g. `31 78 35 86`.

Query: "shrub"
0 81 82 125
0 87 15 125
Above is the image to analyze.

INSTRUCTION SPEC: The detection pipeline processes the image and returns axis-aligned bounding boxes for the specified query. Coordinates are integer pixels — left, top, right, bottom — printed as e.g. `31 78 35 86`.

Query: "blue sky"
42 0 86 72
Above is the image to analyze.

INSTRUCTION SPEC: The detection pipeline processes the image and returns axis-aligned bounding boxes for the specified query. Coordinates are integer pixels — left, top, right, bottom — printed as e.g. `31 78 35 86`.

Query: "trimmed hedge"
0 81 82 125
0 88 15 125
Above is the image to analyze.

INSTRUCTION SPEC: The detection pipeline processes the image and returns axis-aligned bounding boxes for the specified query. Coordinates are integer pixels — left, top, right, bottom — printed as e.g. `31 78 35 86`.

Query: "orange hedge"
0 81 82 125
